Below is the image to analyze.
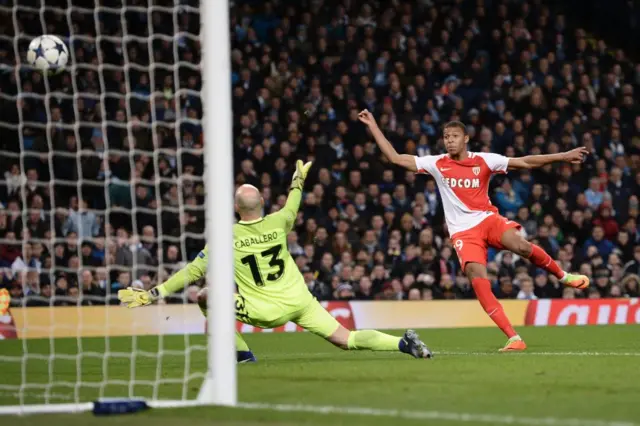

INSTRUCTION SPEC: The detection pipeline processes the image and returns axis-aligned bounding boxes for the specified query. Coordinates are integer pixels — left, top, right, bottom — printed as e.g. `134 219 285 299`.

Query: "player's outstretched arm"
507 147 588 170
358 110 417 171
275 160 311 231
118 246 208 308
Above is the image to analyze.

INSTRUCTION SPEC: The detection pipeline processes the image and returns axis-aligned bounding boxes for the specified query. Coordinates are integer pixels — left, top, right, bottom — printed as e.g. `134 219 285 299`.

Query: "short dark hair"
443 121 467 135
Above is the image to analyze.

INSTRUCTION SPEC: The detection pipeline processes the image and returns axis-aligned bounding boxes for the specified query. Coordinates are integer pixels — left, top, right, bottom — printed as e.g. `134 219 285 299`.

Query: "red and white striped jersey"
415 152 510 235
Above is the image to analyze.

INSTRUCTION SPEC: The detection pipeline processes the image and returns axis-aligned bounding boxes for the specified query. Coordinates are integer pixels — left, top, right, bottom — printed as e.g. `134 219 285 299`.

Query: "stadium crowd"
0 0 639 307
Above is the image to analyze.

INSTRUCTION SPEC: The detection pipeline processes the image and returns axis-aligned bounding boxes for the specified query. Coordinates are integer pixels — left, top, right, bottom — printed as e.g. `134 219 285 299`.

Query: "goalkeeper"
119 161 432 362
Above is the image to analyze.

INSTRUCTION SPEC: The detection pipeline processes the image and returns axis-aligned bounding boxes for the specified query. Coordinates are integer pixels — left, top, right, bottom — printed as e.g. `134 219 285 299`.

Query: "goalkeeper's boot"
499 336 527 352
561 273 590 290
237 350 257 364
400 329 432 359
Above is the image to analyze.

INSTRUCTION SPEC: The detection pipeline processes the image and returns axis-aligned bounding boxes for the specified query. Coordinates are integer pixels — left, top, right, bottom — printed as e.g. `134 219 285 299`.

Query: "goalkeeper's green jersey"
232 203 312 313
155 189 312 320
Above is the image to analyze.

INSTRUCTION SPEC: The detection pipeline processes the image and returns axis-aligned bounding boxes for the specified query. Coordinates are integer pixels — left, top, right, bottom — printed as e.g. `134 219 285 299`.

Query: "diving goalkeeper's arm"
279 159 312 230
118 160 312 308
118 249 208 308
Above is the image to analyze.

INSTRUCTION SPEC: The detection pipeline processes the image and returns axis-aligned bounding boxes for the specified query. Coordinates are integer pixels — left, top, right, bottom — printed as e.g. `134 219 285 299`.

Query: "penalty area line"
237 402 638 426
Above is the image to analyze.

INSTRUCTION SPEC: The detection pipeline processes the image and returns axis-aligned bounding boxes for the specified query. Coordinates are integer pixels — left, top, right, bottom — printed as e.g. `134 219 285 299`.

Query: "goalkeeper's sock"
347 330 401 352
471 278 518 339
236 331 250 352
203 304 255 360
200 301 252 353
235 333 256 363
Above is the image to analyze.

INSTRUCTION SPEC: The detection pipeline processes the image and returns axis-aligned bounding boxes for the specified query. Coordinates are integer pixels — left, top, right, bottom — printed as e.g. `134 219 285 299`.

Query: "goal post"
200 0 237 407
0 0 236 415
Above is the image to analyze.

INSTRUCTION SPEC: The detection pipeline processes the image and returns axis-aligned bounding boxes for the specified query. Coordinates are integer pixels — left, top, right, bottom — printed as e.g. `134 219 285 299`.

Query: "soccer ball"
26 35 69 73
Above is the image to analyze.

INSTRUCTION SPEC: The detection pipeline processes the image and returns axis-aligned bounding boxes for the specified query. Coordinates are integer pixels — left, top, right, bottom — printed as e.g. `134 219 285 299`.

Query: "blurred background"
0 0 639 308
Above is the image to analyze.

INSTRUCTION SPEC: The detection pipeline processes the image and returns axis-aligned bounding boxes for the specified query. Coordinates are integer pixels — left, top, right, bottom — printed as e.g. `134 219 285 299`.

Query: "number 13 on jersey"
240 244 285 286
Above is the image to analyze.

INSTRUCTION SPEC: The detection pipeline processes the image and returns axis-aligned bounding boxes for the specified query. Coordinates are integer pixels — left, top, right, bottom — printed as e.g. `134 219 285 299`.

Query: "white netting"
0 0 210 410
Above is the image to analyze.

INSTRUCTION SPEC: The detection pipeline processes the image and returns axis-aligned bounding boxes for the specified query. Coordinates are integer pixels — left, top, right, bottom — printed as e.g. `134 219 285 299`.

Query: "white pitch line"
0 391 75 401
0 394 635 425
257 351 640 360
238 402 638 426
439 351 640 357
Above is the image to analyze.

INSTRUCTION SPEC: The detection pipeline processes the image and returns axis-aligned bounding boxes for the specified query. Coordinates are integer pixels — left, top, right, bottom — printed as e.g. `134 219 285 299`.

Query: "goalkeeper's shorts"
234 294 340 339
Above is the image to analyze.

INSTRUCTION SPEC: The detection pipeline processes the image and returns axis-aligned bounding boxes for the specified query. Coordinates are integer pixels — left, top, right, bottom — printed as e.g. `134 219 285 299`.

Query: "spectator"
593 268 612 297
584 226 615 259
516 276 538 300
55 276 69 297
80 242 102 268
623 246 640 276
287 231 305 257
140 226 159 259
3 164 25 199
79 269 104 304
95 267 110 291
335 282 355 300
0 232 21 266
111 271 131 294
356 276 374 300
592 204 619 241
496 275 519 299
495 179 524 219
621 274 640 297
584 178 606 210
115 232 155 279
185 285 200 304
303 266 330 300
63 199 100 240
512 171 534 206
11 243 40 277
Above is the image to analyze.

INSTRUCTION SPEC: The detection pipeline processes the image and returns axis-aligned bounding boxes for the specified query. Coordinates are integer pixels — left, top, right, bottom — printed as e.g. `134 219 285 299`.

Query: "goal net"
0 0 235 415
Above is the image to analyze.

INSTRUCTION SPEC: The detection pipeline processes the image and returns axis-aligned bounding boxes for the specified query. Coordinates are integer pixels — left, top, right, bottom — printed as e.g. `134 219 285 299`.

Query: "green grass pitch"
2 325 640 425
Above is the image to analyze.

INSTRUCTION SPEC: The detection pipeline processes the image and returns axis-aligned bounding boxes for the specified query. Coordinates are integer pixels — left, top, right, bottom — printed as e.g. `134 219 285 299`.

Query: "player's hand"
563 147 589 164
358 109 377 128
290 160 312 191
118 287 157 308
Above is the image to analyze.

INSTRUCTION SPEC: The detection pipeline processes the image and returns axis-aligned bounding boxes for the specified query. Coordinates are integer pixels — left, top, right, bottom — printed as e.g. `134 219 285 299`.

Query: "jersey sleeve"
155 245 208 297
268 188 301 232
414 155 439 175
477 153 509 174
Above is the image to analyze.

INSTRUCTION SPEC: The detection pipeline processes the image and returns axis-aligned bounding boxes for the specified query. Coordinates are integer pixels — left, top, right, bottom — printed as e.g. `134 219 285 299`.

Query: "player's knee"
327 326 350 350
335 341 349 350
502 229 532 257
513 238 532 257
328 335 350 350
197 288 208 311
464 262 487 281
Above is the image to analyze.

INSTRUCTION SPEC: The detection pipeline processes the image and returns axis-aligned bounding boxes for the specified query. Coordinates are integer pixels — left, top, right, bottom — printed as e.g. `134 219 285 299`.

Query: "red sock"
471 278 517 339
527 244 564 279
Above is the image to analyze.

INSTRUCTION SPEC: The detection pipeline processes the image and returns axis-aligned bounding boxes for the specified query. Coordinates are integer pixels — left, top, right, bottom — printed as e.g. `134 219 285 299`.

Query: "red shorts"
450 214 521 270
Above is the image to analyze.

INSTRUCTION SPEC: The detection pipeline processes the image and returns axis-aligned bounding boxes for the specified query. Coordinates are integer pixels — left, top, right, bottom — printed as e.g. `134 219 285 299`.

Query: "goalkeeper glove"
118 287 160 308
290 160 312 191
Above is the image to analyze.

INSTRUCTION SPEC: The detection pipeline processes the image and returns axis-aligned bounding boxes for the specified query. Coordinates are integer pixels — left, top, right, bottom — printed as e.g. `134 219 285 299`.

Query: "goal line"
0 397 635 426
